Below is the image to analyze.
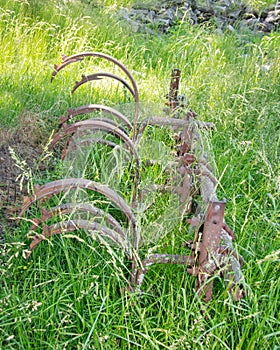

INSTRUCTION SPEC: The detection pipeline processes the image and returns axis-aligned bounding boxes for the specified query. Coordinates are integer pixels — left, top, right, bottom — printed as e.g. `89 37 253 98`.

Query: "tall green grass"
1 0 279 348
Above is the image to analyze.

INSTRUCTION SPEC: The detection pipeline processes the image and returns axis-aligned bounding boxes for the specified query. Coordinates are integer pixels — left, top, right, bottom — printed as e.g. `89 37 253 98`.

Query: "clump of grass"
245 0 278 13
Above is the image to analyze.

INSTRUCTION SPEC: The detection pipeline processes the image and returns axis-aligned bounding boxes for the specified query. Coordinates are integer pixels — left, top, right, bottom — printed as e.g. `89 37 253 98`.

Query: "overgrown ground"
0 0 279 349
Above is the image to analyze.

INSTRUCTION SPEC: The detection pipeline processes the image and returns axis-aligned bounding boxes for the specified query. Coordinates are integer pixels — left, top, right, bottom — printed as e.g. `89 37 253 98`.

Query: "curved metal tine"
30 202 126 238
63 135 131 162
64 104 133 131
51 52 138 102
65 117 128 135
71 73 135 99
49 119 140 181
18 178 137 236
51 57 84 82
51 52 139 139
28 219 128 256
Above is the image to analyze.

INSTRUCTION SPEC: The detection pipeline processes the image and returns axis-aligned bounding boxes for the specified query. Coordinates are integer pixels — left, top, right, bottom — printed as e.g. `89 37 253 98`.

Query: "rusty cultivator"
18 52 244 301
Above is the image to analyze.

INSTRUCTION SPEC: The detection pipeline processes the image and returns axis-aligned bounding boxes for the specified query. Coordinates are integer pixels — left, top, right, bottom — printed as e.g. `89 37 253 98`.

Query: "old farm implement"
18 52 244 301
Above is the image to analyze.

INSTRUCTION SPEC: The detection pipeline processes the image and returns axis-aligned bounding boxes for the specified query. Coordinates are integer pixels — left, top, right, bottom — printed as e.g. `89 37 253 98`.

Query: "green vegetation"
1 0 279 348
246 0 277 12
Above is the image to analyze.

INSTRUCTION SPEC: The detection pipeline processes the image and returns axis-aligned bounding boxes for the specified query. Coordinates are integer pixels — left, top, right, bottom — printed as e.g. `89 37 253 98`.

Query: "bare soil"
0 115 44 242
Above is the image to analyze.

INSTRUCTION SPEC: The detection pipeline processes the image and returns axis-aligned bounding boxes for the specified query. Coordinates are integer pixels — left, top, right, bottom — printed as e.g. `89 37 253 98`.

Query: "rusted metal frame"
61 104 133 131
51 52 139 140
129 105 243 300
71 73 135 99
28 219 128 256
29 202 126 238
131 110 243 299
111 66 241 298
170 118 198 215
18 178 137 241
186 122 244 300
132 254 195 288
136 116 214 144
17 61 244 301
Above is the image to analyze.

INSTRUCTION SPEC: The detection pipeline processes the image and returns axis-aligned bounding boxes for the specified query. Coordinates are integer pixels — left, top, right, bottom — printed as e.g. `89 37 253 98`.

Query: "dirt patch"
0 114 45 242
